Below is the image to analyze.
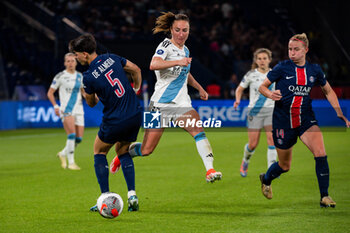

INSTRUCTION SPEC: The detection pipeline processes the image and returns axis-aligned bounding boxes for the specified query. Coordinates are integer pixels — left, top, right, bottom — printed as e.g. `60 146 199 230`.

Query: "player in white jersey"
234 48 277 177
150 38 192 108
125 12 222 183
47 53 84 170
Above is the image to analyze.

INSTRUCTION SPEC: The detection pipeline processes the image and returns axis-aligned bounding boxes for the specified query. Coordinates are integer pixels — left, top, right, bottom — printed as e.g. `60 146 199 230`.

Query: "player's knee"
313 148 326 157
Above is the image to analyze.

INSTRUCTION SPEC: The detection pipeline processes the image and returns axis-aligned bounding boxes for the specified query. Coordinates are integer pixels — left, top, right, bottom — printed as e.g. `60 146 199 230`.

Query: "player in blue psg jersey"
69 34 142 212
258 33 349 208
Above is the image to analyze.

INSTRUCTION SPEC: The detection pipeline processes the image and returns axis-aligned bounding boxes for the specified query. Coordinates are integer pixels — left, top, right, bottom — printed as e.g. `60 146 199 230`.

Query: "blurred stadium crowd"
0 0 349 100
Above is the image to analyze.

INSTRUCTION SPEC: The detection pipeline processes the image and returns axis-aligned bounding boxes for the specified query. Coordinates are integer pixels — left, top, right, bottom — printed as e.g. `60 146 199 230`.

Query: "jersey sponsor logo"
288 85 311 96
156 49 164 55
170 66 182 75
286 76 294 79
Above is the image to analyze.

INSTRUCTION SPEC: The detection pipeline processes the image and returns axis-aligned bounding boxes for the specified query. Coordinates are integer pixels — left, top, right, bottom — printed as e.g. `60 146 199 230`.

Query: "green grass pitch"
0 127 349 232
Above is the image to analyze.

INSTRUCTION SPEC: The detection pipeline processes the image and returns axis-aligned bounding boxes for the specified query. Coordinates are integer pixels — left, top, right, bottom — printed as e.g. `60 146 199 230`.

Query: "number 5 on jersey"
105 69 125 97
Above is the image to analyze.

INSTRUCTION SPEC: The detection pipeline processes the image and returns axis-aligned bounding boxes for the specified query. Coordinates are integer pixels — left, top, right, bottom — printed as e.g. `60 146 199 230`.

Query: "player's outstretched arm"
321 81 350 127
259 78 282 101
124 60 142 92
187 73 208 100
149 57 192 70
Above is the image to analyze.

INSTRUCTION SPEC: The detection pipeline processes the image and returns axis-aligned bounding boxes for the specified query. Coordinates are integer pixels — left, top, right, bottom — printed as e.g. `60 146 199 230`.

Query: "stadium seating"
0 0 349 100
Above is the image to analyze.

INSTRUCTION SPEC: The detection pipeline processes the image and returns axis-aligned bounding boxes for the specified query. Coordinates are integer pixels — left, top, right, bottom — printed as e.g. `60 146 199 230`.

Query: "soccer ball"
97 192 124 219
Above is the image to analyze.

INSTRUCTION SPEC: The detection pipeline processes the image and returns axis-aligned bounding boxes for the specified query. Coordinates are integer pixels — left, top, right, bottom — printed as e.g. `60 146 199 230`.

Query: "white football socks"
267 146 277 168
194 132 214 171
66 138 75 165
243 143 255 163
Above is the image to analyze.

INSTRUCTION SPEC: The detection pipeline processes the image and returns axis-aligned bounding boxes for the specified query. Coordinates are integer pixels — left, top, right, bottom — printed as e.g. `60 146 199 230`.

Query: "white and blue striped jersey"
150 38 192 107
50 70 84 115
240 69 275 116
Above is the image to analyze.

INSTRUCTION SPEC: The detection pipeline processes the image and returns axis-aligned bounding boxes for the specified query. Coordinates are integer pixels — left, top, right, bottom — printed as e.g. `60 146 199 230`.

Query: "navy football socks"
263 162 287 185
315 156 329 198
119 152 136 191
94 154 109 193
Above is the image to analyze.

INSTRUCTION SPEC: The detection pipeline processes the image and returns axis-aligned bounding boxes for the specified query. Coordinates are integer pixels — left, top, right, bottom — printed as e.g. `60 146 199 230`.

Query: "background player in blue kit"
68 34 143 212
259 33 350 207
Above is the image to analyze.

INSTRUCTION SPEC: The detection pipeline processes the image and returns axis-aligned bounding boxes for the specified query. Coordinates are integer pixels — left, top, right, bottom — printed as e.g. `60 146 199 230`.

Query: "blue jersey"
267 60 326 129
83 54 141 124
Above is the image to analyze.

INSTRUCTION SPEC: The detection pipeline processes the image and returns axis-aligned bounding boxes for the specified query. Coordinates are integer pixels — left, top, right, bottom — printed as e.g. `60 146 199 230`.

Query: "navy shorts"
98 112 142 144
273 120 318 149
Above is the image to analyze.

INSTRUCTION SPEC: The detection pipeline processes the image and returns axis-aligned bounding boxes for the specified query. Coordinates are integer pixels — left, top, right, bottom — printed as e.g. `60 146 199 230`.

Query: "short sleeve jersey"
267 60 326 129
150 38 192 107
239 68 275 116
50 70 84 115
83 53 141 124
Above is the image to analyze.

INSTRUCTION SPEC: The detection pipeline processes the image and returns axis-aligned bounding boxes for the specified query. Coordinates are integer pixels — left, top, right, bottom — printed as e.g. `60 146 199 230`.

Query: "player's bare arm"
85 93 99 107
149 56 192 70
321 81 350 127
47 87 60 116
81 88 87 99
123 60 142 91
187 73 208 100
233 86 245 110
259 78 282 101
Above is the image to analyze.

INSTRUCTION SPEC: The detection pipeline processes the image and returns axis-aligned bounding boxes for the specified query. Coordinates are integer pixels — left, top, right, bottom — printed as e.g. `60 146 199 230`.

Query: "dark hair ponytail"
153 12 189 34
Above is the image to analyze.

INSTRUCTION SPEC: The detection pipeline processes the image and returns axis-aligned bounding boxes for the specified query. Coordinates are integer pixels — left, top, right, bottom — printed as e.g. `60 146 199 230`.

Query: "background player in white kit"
125 12 222 182
233 48 277 177
47 53 84 170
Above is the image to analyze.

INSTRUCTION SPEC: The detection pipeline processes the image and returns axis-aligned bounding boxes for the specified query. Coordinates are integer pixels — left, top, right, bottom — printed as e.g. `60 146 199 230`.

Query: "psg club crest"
143 110 162 129
309 76 315 83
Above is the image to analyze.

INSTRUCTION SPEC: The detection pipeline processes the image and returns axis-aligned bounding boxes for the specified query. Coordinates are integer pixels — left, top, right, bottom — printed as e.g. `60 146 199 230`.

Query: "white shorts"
149 101 194 127
246 114 272 129
61 113 85 126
